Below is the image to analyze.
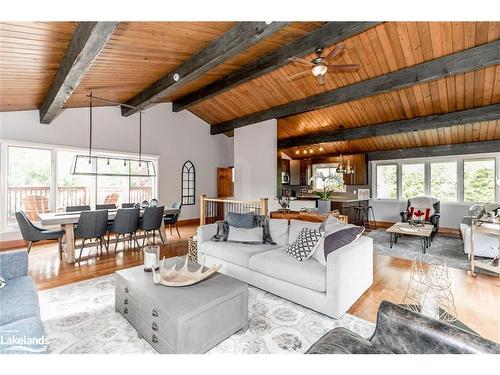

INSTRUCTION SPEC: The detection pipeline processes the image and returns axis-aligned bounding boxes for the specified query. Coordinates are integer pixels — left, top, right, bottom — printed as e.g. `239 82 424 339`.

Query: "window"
7 146 52 225
57 150 93 209
311 164 345 191
376 164 397 199
431 161 457 202
401 163 425 200
464 159 495 203
181 161 195 205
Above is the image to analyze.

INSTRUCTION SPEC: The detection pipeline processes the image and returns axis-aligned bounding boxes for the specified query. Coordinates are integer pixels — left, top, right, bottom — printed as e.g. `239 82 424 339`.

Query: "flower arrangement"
309 172 344 200
410 210 425 227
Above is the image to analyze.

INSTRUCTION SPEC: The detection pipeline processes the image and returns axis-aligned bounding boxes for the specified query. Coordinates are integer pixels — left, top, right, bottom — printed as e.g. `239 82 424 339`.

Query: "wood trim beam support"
211 40 500 135
278 104 500 148
172 22 381 112
39 22 119 124
121 22 290 117
367 140 500 161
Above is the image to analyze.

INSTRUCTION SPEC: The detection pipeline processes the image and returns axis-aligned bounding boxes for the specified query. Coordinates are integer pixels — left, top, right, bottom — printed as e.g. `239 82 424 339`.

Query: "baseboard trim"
374 221 460 237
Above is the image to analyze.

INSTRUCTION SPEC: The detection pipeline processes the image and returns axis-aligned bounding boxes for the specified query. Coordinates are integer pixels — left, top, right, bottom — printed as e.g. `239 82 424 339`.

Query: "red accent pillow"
409 207 431 221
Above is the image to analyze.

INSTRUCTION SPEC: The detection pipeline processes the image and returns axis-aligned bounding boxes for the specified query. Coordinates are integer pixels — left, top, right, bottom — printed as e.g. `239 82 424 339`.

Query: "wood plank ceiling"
0 21 499 156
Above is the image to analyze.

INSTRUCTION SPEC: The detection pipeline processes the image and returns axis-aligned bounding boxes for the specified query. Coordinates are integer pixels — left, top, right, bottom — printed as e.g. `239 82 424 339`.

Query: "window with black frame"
181 161 195 205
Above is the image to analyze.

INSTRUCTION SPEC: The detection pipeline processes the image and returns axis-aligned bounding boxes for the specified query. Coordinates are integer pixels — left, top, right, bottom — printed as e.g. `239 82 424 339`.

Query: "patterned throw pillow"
284 228 324 261
0 276 6 289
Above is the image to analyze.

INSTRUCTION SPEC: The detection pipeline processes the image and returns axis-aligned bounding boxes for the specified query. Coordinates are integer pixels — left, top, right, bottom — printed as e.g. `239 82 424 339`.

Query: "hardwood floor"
10 224 500 344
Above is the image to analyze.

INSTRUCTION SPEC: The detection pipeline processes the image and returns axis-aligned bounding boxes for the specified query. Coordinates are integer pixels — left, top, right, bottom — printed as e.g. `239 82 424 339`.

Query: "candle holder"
143 245 160 272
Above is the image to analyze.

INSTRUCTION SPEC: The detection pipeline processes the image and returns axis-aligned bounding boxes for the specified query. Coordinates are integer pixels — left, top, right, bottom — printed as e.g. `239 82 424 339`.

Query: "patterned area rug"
39 275 375 354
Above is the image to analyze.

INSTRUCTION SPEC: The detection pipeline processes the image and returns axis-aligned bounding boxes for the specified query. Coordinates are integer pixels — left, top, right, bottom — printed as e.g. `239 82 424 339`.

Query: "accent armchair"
306 301 500 354
400 197 440 240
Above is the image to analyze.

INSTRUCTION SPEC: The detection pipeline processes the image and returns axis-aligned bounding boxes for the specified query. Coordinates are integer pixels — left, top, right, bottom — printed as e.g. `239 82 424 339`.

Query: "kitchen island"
294 195 370 224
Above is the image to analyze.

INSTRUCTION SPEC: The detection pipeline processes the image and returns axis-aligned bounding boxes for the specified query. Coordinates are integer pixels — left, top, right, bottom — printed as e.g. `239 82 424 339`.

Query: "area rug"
38 276 375 354
367 229 475 273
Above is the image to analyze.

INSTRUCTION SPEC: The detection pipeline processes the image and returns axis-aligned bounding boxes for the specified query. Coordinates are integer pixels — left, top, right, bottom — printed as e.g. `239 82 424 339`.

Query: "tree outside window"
401 163 425 199
464 159 495 203
376 164 397 199
431 162 457 202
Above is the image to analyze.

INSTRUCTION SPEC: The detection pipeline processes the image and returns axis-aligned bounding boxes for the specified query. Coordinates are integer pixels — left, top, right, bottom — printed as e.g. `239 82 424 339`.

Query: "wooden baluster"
200 194 206 226
260 198 269 216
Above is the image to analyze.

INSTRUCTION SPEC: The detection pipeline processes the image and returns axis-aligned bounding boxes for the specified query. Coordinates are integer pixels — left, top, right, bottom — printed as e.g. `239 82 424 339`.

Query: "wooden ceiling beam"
121 22 289 117
39 22 118 124
278 104 500 148
211 40 500 135
367 140 500 161
172 22 381 112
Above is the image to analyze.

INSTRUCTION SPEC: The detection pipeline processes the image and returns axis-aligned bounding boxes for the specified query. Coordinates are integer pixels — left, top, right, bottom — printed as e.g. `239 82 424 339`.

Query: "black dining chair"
15 211 65 259
107 208 141 252
121 203 136 208
139 206 165 246
96 204 117 210
73 210 109 264
66 205 91 212
164 202 182 238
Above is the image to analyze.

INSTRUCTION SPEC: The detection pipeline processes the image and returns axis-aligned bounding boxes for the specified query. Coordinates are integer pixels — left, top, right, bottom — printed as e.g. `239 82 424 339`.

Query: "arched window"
181 161 195 205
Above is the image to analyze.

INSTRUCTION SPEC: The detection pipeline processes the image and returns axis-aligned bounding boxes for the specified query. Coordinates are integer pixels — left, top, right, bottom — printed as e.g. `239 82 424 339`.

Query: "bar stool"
354 206 377 231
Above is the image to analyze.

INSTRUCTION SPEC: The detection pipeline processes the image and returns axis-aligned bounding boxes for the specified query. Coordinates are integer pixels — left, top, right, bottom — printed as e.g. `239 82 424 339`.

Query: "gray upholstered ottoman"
115 256 248 353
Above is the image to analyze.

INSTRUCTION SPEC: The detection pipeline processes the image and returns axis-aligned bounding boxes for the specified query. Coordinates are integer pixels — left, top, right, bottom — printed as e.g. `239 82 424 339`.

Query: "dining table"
38 207 181 264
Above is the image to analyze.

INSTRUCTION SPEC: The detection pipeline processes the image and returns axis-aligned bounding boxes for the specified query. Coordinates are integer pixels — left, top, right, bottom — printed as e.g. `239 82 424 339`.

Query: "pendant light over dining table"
71 92 156 177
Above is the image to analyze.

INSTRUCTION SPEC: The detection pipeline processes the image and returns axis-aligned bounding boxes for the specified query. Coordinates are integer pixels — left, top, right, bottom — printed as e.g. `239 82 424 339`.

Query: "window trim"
0 139 160 233
371 152 499 204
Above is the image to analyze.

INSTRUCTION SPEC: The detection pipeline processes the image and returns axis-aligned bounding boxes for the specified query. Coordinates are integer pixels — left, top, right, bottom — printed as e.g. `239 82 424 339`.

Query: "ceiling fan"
286 44 359 85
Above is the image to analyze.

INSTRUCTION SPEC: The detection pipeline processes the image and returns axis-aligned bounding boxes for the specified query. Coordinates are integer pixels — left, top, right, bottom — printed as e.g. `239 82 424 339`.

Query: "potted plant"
309 172 344 214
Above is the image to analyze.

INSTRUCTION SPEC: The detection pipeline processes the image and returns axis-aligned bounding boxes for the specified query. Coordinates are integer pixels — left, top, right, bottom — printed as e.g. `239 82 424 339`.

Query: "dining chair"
121 203 136 208
66 205 91 212
15 211 65 259
96 204 117 210
139 206 165 246
164 202 182 238
73 210 109 264
107 208 141 252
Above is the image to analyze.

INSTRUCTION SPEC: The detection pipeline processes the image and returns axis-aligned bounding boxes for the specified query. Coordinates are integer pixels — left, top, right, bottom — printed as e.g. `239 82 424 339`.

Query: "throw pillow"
312 226 365 265
226 212 255 228
211 220 229 242
288 219 322 245
227 226 264 244
319 214 343 232
254 215 276 245
284 227 324 261
0 276 6 289
268 218 289 247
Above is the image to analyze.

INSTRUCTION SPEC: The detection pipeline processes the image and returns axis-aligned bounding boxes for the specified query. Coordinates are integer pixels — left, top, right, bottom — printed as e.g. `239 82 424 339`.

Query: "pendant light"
71 92 156 177
336 125 346 174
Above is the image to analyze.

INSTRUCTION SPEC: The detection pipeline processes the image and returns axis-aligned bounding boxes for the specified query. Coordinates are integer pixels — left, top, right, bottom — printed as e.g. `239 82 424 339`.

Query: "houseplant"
310 172 344 214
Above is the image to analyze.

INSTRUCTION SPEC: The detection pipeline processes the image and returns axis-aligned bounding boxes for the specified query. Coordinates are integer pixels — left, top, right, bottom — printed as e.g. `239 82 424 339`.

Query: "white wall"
0 103 233 239
233 119 277 202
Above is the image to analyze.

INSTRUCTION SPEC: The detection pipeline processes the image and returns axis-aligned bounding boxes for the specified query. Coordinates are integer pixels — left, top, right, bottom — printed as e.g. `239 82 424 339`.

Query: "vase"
317 199 331 214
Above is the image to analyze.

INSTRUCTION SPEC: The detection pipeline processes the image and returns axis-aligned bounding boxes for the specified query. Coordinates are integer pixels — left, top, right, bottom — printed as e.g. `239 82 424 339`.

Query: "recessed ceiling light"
303 150 307 154
309 149 313 153
173 73 180 82
295 150 300 155
319 146 324 151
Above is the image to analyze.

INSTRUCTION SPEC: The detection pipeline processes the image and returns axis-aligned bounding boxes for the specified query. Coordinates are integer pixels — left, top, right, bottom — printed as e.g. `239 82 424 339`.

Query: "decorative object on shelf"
71 92 156 177
150 198 159 207
187 236 198 263
309 172 344 214
140 200 149 209
277 196 291 211
181 161 196 205
402 255 457 323
152 257 221 287
143 245 160 272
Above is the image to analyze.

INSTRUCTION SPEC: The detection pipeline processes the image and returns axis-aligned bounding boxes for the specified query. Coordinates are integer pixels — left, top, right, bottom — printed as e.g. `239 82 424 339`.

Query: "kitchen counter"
295 194 370 203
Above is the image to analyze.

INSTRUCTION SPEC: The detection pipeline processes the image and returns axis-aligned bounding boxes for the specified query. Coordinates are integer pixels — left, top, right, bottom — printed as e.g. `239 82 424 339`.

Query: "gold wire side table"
402 255 457 324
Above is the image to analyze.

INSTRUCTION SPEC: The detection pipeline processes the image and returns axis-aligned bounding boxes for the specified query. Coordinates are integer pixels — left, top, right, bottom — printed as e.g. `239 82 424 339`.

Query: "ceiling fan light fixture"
312 64 327 77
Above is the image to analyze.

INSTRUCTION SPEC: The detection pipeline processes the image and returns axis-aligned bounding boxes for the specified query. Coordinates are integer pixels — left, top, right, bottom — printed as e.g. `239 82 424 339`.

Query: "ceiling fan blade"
317 74 326 85
286 69 311 82
326 64 360 71
325 44 346 62
288 56 314 67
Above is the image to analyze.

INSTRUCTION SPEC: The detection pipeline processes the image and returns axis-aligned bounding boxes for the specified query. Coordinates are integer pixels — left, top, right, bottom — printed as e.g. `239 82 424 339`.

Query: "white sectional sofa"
197 219 373 319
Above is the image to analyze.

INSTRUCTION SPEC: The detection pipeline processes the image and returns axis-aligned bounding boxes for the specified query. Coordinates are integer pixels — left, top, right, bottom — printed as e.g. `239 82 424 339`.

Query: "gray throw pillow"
284 228 324 261
323 226 364 260
211 220 229 242
226 212 255 228
0 276 6 289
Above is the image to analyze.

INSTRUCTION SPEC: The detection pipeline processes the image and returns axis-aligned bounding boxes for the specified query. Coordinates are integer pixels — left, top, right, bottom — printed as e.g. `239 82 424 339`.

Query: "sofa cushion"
0 317 47 354
201 241 280 267
0 276 40 326
288 219 322 245
269 219 289 247
227 226 264 243
249 249 326 292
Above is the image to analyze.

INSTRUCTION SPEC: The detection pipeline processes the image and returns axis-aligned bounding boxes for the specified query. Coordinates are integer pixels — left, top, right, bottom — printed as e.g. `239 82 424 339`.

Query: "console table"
270 210 348 224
